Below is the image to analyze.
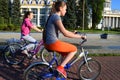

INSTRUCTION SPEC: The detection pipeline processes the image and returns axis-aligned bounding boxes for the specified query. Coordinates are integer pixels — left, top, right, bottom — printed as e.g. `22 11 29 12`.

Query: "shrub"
7 24 15 31
0 24 7 30
0 17 4 24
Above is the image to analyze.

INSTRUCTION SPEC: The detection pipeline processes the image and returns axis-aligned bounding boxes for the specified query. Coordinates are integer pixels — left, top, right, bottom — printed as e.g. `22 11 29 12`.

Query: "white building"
20 0 55 27
98 0 120 29
11 0 120 28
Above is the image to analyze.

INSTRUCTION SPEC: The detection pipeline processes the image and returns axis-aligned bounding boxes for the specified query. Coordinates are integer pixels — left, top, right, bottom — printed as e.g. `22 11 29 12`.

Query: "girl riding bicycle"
43 1 86 78
21 11 43 59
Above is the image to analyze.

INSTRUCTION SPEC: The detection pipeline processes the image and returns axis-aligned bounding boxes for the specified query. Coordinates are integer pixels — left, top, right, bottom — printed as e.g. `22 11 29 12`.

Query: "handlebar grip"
83 39 87 42
75 31 87 42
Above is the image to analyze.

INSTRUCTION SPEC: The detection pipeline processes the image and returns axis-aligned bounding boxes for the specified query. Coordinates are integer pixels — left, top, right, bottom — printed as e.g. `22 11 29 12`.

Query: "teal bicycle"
24 38 101 80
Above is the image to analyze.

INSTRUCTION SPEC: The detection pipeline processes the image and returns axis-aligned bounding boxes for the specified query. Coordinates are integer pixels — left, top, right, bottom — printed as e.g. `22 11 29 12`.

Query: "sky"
111 0 120 10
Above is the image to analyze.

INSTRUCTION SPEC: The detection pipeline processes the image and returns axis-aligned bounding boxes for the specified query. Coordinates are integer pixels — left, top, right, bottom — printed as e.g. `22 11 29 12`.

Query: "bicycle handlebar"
80 39 87 45
75 31 87 45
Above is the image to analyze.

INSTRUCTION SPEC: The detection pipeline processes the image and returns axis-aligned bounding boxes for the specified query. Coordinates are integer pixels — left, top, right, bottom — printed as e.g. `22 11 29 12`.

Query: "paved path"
0 56 120 80
0 32 120 80
0 32 120 53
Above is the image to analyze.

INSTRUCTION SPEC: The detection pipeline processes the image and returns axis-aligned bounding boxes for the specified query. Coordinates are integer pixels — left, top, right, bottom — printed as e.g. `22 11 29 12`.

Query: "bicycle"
2 36 61 65
23 38 101 80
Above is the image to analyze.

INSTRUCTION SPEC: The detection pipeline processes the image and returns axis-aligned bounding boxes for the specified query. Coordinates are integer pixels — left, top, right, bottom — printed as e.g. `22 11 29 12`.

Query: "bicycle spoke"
79 59 101 80
3 43 25 65
24 63 56 80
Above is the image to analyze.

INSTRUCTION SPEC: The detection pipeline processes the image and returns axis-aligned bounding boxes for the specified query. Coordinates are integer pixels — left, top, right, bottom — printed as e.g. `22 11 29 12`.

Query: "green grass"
1 28 120 34
76 29 120 34
88 53 120 56
68 28 120 34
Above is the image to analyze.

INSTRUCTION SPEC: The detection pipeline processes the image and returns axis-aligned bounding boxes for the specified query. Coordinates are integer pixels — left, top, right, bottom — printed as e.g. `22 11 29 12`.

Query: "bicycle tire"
40 48 62 64
3 43 25 65
78 59 101 80
24 62 57 80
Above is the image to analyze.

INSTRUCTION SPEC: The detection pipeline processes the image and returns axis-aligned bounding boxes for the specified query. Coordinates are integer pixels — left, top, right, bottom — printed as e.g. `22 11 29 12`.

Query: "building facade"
101 0 120 29
16 0 120 28
20 0 54 27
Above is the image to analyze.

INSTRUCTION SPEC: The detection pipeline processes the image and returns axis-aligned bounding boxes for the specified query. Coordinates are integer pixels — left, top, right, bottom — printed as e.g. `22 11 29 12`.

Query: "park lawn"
88 53 120 56
76 29 120 34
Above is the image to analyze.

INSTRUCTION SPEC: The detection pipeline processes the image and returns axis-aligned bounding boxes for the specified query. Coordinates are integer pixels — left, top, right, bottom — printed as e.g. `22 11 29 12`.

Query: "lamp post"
10 0 13 3
8 0 14 24
10 0 14 17
82 0 85 31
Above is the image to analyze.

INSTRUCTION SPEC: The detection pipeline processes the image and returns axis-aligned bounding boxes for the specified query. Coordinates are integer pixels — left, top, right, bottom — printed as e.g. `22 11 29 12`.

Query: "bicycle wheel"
40 48 62 64
24 62 57 80
78 59 101 80
3 43 25 65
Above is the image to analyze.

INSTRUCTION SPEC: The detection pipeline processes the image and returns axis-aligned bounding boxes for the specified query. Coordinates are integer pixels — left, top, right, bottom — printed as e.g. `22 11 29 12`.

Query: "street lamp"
82 0 85 31
10 0 14 17
9 0 14 24
10 0 14 4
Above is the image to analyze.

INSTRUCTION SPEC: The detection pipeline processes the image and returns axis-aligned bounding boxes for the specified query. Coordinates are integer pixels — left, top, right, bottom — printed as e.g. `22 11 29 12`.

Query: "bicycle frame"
17 39 44 55
24 38 101 80
39 39 93 80
30 39 44 54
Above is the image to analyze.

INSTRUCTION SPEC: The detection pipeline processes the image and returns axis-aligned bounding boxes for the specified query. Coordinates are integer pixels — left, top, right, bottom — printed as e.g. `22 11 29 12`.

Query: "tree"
63 0 77 29
11 0 21 26
0 0 9 24
88 0 105 29
76 0 89 30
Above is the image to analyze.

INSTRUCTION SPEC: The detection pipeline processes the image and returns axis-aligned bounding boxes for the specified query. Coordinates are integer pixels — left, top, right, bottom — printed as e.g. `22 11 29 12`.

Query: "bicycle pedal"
27 54 32 59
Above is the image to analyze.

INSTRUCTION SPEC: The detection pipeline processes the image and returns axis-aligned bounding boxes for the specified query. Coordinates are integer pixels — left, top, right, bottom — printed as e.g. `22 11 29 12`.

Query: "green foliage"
0 24 7 30
76 0 89 30
0 17 4 24
0 0 9 24
8 17 12 24
7 24 15 31
88 53 120 56
88 0 105 29
11 0 21 25
74 29 120 34
63 0 77 29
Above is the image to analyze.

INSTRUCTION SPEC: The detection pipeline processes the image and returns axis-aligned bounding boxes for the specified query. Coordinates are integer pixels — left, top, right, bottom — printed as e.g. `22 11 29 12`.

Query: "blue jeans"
21 34 37 51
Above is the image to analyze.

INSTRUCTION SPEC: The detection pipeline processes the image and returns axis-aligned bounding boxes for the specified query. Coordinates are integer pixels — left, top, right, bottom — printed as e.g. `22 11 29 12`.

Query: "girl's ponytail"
50 2 56 15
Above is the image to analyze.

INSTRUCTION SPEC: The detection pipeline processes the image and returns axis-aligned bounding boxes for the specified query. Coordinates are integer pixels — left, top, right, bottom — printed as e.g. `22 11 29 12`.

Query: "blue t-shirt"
44 14 61 44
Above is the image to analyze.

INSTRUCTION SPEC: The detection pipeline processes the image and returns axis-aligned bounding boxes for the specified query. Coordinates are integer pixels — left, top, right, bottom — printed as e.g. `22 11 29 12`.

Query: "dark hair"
50 1 66 14
23 11 33 20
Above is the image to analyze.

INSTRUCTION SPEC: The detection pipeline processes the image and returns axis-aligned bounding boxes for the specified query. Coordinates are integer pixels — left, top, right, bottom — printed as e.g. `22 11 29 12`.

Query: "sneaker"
57 66 67 78
21 50 31 58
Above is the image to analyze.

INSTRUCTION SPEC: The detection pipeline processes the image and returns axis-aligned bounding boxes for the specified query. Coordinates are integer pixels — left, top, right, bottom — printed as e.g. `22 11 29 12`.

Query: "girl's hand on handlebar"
81 35 87 40
74 31 87 40
39 28 43 32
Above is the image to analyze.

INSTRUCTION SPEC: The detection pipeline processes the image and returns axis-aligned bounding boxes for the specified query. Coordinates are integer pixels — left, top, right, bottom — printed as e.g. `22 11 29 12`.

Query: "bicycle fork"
83 51 93 72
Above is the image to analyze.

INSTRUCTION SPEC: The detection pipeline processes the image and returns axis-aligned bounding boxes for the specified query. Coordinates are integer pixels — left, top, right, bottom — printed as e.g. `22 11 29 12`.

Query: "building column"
20 0 23 4
102 17 105 28
20 8 22 14
108 17 111 27
119 18 120 28
106 17 109 27
105 17 107 27
116 17 118 28
112 17 115 28
37 8 40 27
39 8 41 26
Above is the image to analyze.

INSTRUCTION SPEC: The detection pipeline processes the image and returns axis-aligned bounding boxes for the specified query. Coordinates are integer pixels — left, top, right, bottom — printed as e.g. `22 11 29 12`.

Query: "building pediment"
20 0 53 5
